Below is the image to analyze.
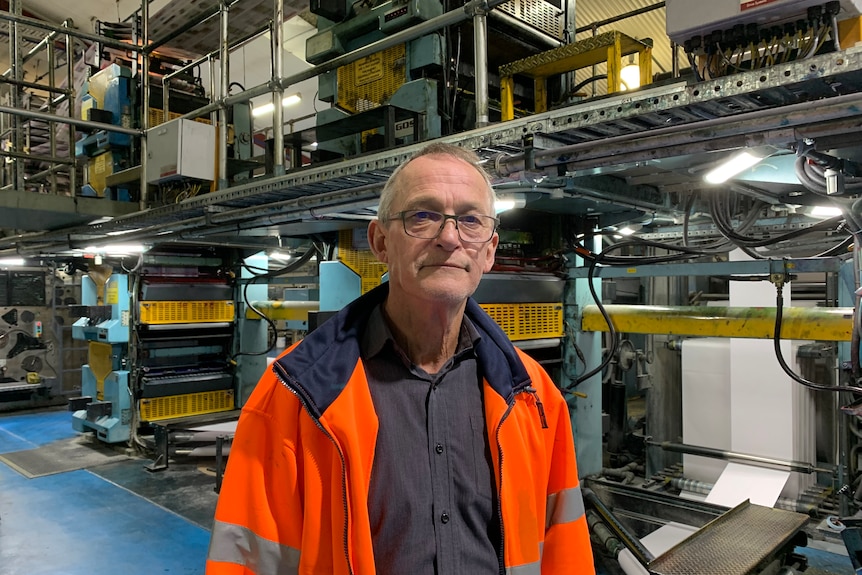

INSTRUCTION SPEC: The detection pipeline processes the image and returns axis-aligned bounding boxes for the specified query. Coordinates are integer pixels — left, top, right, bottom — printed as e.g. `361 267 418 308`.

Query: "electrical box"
146 118 216 184
666 0 862 44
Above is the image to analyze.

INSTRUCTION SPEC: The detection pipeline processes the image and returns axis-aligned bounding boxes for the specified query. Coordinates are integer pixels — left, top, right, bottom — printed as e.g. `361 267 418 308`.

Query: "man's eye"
413 211 440 223
459 215 481 226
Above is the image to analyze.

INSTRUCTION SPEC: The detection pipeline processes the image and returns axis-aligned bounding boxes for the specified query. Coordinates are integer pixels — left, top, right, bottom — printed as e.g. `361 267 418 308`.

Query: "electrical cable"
773 280 862 395
231 244 319 359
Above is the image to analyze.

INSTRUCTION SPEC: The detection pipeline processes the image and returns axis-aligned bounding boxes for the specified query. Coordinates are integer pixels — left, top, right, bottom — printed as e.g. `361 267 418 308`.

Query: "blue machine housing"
70 274 132 443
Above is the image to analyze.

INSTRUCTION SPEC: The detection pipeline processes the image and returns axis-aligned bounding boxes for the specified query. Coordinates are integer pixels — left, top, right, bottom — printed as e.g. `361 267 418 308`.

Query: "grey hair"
377 143 497 222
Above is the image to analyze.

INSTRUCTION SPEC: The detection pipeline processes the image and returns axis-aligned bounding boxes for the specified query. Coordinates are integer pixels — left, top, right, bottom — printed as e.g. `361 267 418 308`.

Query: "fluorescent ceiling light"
810 205 842 218
617 226 637 236
270 251 293 262
0 257 25 266
82 244 147 255
106 228 142 236
88 216 114 225
704 151 765 184
252 93 302 117
495 196 526 214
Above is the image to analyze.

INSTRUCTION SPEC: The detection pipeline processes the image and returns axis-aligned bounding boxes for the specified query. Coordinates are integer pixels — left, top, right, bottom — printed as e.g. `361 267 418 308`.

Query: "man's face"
368 154 499 307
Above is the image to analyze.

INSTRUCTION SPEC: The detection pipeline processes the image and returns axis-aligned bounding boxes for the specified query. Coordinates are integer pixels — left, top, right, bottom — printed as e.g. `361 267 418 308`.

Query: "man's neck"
381 296 467 374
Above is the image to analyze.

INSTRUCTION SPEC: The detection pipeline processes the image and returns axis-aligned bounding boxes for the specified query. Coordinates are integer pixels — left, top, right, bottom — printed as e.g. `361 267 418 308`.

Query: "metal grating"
337 44 408 113
139 300 235 324
498 0 562 38
139 389 235 421
648 502 808 575
480 303 563 341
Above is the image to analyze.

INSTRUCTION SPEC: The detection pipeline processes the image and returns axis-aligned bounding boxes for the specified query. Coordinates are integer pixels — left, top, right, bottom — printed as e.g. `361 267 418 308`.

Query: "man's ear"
368 219 389 263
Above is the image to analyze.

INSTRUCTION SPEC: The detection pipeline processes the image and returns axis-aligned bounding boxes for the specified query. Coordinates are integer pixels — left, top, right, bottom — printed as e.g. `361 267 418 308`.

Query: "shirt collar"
361 302 481 362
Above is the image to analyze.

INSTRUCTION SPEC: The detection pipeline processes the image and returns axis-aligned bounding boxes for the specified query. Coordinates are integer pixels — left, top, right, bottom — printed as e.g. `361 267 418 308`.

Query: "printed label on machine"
107 283 119 304
740 0 780 11
394 118 414 138
355 53 384 86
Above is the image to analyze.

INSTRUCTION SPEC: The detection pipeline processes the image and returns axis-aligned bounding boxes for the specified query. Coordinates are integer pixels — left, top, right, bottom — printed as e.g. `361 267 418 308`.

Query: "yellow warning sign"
355 53 384 86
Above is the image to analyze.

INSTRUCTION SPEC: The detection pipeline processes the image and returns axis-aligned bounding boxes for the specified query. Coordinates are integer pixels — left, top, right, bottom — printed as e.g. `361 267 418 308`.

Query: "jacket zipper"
495 400 514 575
273 364 354 575
519 386 548 429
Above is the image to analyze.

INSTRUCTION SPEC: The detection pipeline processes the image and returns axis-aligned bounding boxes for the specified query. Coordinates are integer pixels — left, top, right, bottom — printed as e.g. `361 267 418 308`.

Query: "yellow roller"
581 305 854 341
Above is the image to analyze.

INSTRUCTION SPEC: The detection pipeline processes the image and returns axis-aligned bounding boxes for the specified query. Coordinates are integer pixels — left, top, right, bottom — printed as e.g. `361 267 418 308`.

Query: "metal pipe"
174 0 510 122
0 75 72 95
47 35 58 194
27 164 73 183
583 489 654 566
0 149 76 164
140 0 150 209
472 6 490 127
647 440 831 474
272 0 285 176
0 106 141 136
574 1 665 35
162 24 270 84
0 10 142 52
65 22 76 195
671 40 680 78
2 28 58 77
218 0 230 189
10 0 23 191
581 304 853 341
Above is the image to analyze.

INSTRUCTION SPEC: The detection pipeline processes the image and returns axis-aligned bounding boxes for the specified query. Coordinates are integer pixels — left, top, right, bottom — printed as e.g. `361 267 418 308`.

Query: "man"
206 143 595 574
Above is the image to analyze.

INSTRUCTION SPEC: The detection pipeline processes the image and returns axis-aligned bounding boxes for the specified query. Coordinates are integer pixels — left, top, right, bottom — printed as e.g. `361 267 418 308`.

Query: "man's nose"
437 217 461 242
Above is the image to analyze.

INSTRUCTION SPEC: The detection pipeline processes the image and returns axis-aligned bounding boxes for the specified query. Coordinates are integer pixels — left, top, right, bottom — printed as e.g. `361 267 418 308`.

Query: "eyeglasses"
389 210 499 243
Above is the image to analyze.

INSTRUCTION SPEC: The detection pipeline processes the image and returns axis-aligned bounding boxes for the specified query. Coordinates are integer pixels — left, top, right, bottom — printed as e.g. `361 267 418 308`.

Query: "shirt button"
435 443 444 454
441 512 450 524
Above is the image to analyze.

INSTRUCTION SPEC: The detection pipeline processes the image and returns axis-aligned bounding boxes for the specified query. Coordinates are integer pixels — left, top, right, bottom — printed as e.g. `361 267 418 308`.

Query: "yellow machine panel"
139 300 235 324
480 303 564 341
337 43 407 112
140 389 235 422
337 229 388 295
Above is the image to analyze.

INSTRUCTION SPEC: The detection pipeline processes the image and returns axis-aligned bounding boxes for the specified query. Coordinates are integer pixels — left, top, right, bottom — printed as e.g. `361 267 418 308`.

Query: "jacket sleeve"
523 356 596 574
206 367 305 575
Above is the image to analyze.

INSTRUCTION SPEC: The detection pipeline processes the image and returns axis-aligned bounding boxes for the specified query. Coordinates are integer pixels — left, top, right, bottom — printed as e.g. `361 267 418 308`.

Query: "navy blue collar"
273 283 531 418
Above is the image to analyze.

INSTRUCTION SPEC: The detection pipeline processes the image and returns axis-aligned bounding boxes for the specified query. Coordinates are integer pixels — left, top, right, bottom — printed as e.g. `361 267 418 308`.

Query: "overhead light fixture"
704 151 765 184
269 251 293 262
106 228 142 236
495 195 526 214
88 216 114 225
620 57 640 91
252 93 302 117
82 243 147 256
810 205 843 218
617 226 638 236
0 257 25 266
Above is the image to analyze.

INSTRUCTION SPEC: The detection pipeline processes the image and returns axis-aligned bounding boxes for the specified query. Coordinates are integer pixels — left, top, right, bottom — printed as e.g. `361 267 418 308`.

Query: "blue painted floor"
0 409 211 575
1 409 857 574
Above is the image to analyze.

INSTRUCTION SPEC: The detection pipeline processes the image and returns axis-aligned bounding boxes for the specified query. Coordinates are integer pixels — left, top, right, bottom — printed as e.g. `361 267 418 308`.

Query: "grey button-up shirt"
361 304 502 575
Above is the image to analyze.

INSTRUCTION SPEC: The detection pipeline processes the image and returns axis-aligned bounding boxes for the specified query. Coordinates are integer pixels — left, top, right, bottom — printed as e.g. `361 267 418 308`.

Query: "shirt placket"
428 374 455 574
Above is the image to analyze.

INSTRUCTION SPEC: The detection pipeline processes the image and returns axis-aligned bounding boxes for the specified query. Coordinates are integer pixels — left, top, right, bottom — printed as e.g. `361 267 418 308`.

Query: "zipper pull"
523 386 548 429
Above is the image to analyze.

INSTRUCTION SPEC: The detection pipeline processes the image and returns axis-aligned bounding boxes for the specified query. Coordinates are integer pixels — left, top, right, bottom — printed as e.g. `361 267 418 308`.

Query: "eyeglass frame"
386 209 499 243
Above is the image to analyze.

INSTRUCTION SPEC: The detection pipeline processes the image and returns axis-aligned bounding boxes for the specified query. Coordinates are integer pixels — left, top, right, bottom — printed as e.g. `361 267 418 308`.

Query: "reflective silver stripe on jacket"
546 484 586 530
208 519 300 575
507 559 542 575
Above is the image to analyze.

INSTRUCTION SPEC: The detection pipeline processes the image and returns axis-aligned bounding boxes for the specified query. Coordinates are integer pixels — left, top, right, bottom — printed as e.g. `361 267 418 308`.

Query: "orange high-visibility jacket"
207 284 595 575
